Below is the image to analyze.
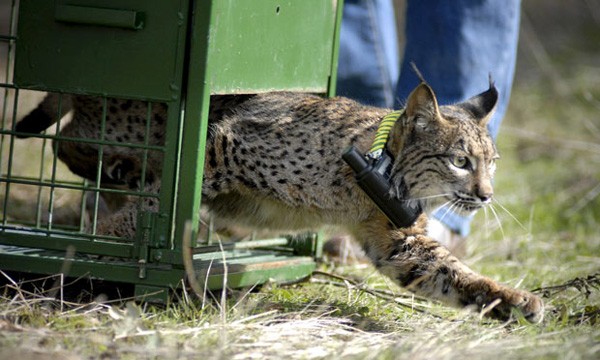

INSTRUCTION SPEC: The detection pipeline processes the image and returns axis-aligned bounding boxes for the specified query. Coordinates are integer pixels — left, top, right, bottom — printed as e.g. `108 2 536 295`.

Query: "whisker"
436 199 454 210
437 202 455 223
425 199 453 217
455 203 464 221
488 203 507 243
483 205 490 238
438 200 459 224
407 193 453 202
492 197 528 232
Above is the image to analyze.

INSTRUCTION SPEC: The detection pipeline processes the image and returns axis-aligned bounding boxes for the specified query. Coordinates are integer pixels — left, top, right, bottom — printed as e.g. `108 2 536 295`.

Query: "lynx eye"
450 156 469 169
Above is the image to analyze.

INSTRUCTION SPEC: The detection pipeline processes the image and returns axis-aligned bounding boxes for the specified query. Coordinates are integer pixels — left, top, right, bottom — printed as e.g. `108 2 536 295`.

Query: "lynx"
17 81 544 322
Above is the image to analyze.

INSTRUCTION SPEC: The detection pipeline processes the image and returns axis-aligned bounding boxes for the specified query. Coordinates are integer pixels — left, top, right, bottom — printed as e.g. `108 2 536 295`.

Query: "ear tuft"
410 62 426 83
457 76 499 127
488 72 495 89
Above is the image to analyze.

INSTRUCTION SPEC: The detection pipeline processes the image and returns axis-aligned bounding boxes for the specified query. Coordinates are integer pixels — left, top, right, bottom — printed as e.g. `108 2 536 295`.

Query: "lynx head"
388 79 499 215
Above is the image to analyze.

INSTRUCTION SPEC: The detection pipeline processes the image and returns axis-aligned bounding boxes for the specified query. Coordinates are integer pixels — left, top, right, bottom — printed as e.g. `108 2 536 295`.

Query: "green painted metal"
149 102 184 252
1 0 344 294
193 250 316 290
327 0 344 97
173 0 213 248
200 261 316 290
0 247 182 288
0 246 314 296
0 231 134 257
14 0 189 101
208 0 339 94
287 233 321 257
54 5 146 30
174 0 344 243
193 237 291 254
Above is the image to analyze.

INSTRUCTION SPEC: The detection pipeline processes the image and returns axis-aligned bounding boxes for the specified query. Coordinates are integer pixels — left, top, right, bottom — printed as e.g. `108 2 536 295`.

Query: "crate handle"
55 4 145 30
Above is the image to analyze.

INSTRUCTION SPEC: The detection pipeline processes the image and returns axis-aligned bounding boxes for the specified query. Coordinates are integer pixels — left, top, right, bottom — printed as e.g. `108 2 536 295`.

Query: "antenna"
410 62 426 83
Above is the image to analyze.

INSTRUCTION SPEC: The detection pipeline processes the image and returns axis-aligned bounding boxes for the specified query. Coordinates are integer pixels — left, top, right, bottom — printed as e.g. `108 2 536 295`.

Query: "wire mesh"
0 1 165 250
0 97 166 239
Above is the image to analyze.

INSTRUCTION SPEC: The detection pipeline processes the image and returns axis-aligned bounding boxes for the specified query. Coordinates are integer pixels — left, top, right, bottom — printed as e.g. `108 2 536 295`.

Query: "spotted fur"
17 83 543 322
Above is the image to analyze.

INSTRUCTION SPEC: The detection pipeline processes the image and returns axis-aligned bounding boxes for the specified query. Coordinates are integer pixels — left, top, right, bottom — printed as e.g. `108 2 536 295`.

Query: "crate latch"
55 5 145 30
135 210 159 279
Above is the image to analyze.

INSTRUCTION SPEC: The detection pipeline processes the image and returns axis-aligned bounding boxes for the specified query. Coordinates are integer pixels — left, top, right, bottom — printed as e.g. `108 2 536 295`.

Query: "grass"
2 3 600 359
1 72 599 358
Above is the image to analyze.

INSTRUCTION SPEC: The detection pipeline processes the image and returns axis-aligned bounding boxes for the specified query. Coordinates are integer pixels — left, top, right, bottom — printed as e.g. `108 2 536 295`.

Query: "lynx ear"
404 82 442 130
457 76 499 127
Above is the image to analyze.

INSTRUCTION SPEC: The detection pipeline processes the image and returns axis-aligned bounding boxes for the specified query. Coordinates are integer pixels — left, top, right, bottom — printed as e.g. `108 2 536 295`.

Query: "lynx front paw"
479 287 544 323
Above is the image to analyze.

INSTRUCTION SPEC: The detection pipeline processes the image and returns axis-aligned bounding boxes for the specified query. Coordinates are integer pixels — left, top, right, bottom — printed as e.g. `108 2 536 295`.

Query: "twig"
573 307 600 326
311 270 439 318
48 245 76 311
218 235 228 325
502 126 600 155
531 272 600 298
232 309 279 325
566 182 600 216
0 270 31 311
182 220 214 310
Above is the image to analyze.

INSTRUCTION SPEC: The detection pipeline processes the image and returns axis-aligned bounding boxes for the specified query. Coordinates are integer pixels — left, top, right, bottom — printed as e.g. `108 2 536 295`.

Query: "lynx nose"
477 188 493 203
475 184 494 204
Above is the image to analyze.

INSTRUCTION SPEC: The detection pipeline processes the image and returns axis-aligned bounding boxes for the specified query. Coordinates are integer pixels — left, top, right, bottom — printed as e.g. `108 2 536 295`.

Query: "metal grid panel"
0 94 165 239
0 0 342 296
0 1 169 256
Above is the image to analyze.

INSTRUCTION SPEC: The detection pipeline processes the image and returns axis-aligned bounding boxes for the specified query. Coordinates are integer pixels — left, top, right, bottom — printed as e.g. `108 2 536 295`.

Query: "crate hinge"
134 210 160 279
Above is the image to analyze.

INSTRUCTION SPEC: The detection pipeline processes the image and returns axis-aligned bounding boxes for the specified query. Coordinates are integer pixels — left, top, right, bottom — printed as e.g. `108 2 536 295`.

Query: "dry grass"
1 267 599 360
1 1 600 359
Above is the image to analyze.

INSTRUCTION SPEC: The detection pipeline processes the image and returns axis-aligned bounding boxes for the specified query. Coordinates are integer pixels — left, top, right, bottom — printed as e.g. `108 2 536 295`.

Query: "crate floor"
0 244 316 293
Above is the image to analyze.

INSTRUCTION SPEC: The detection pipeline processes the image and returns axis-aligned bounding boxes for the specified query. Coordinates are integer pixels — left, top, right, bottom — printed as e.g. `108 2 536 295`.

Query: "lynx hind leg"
83 188 132 232
356 214 544 322
95 182 160 239
16 93 73 137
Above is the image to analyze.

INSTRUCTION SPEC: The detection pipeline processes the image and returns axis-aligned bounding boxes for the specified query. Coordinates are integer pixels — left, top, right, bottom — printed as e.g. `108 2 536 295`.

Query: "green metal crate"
0 0 343 301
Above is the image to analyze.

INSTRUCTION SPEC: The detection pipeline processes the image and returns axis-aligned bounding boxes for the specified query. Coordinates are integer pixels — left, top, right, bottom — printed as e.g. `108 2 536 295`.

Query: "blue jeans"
336 0 399 108
337 0 521 236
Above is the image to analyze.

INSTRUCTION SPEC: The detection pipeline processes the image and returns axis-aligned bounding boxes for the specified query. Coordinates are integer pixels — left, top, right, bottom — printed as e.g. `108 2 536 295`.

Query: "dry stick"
48 245 76 311
566 183 600 217
182 220 219 312
0 270 85 309
313 270 428 301
202 259 214 310
1 270 34 313
218 235 228 324
182 220 207 302
531 273 600 326
311 270 439 318
502 126 600 155
531 272 600 298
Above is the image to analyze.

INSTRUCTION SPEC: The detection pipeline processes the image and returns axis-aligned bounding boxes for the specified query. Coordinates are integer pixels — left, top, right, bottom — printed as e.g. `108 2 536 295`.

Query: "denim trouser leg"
396 0 521 139
396 0 521 236
337 0 521 236
336 0 399 108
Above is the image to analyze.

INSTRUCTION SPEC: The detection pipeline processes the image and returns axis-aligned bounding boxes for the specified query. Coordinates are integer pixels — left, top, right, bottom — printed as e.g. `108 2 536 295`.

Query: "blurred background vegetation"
492 0 599 248
384 0 600 275
0 1 598 358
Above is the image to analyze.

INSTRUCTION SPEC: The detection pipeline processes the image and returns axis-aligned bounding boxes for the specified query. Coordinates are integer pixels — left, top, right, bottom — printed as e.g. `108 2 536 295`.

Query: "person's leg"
396 0 521 238
328 0 400 263
336 0 399 108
